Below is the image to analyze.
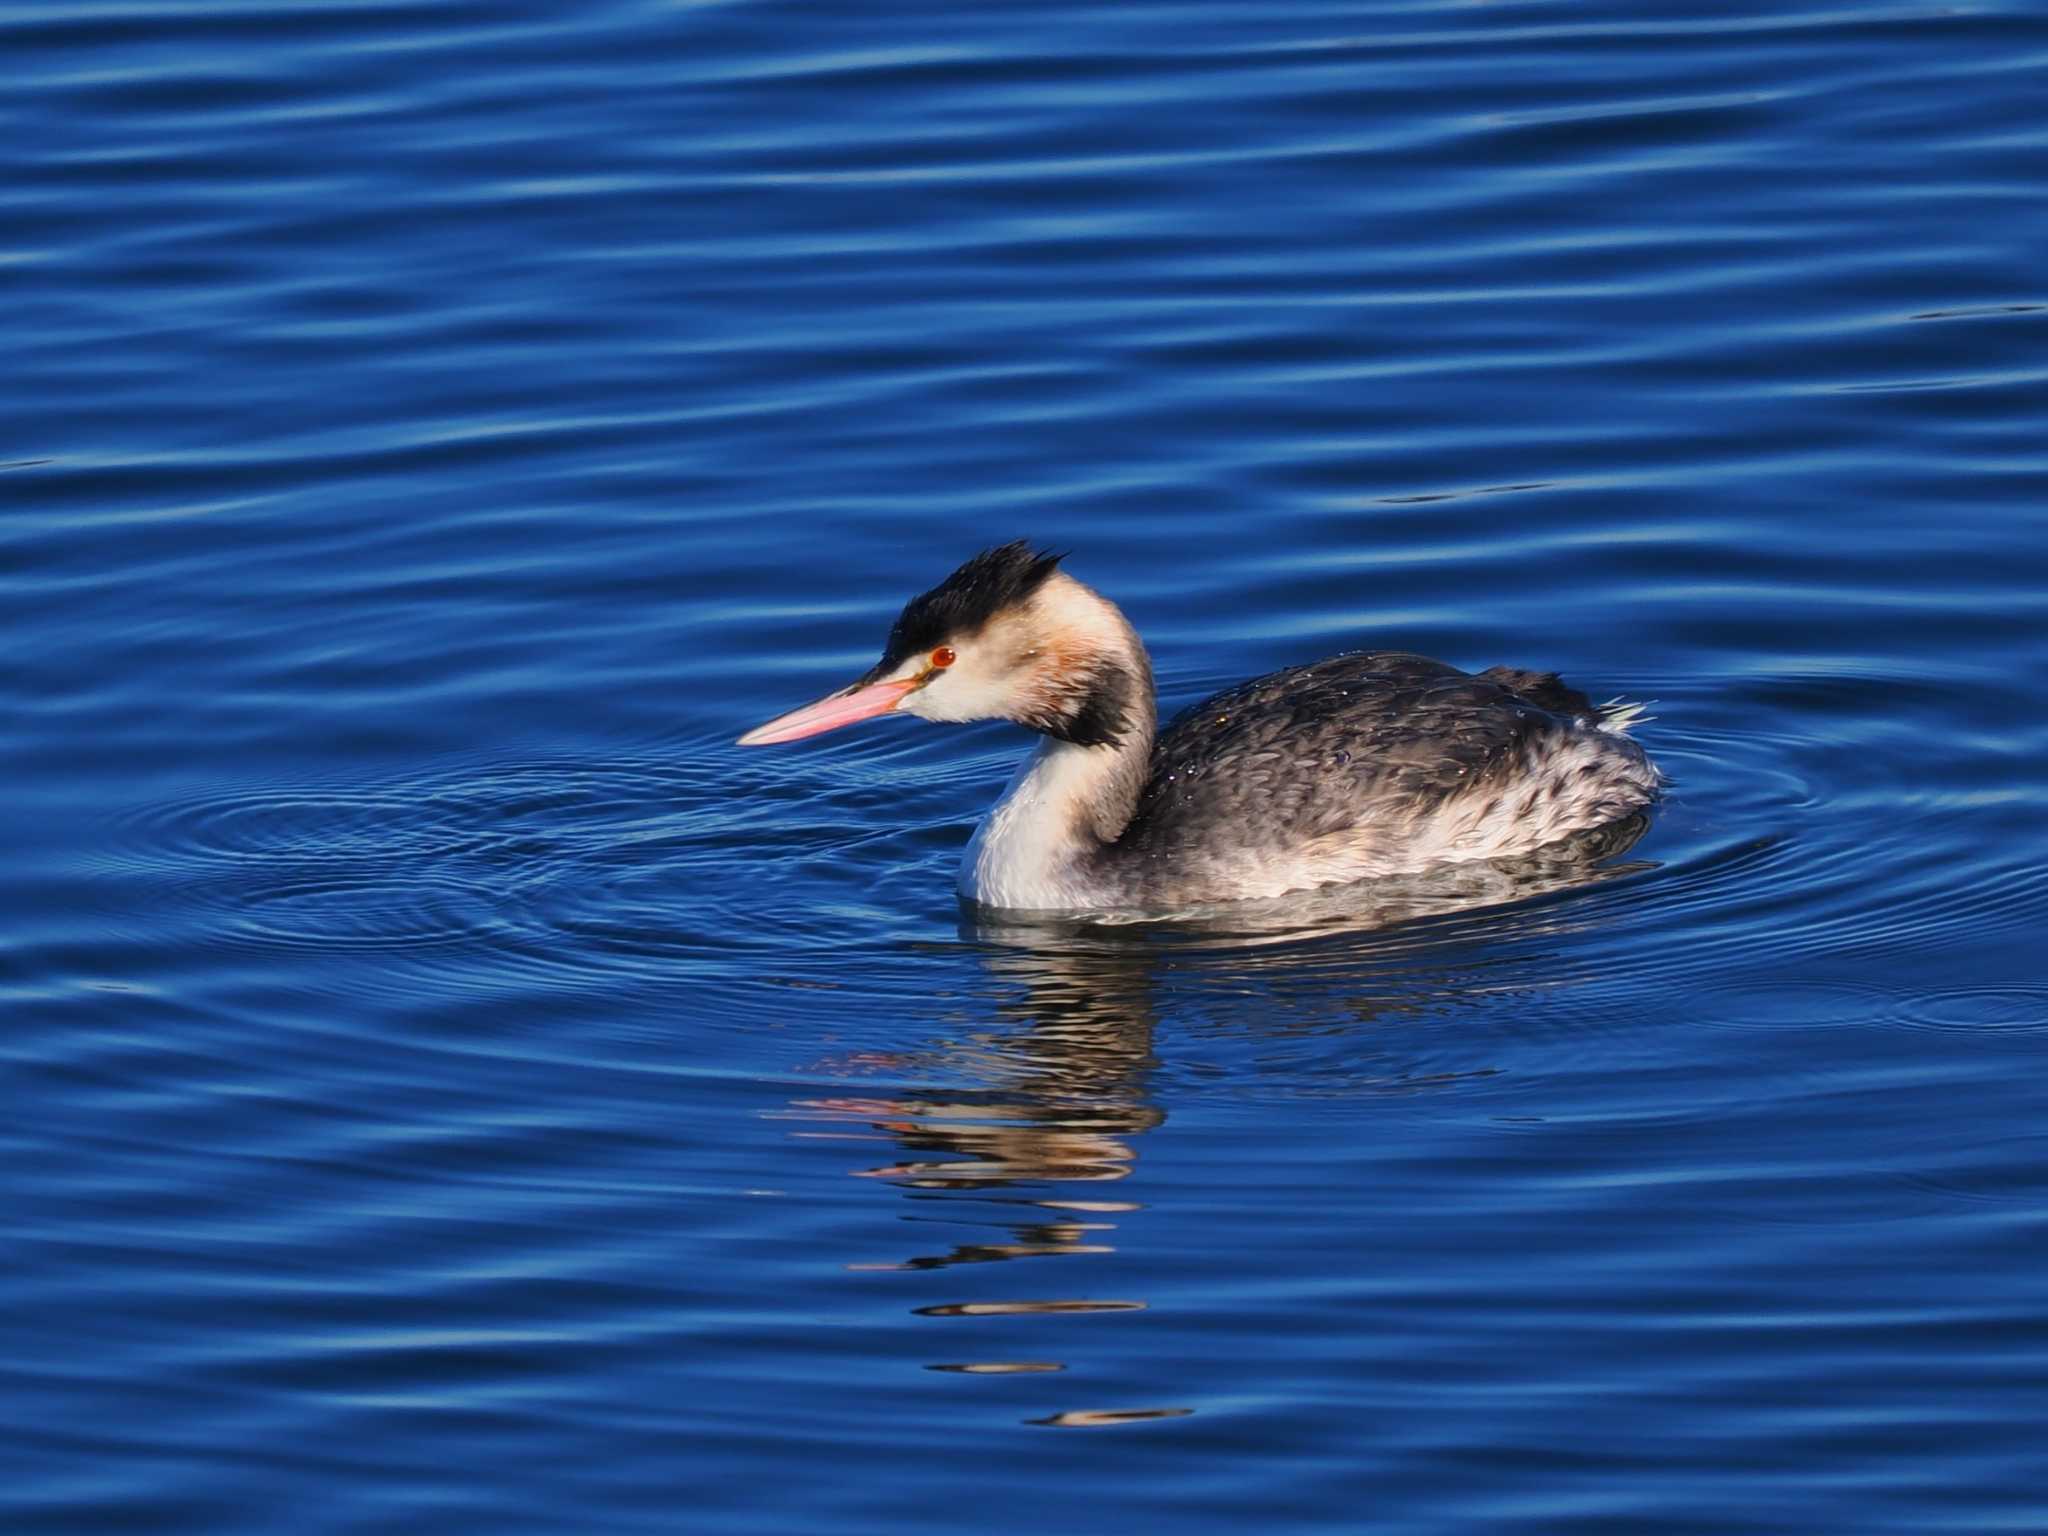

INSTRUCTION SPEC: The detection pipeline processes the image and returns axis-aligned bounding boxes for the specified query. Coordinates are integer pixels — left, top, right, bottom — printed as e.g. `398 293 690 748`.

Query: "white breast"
958 739 1115 910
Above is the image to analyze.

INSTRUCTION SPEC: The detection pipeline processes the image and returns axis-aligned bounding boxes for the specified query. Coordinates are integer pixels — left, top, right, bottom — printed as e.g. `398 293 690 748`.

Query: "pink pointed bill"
736 677 920 746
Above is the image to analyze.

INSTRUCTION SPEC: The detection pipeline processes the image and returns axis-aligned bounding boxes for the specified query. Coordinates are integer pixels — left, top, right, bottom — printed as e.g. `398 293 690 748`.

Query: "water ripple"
1889 986 2048 1039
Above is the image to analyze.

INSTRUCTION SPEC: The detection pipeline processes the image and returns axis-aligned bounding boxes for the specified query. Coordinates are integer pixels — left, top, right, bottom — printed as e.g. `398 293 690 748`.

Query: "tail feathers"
1597 696 1654 735
1480 667 1653 735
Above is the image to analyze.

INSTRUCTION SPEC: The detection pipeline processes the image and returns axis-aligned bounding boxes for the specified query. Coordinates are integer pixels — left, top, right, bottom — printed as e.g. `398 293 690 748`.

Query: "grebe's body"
962 649 1656 910
740 545 1660 912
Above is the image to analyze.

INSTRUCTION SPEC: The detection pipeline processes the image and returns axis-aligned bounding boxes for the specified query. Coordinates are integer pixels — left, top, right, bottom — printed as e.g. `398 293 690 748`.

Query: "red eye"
931 646 956 668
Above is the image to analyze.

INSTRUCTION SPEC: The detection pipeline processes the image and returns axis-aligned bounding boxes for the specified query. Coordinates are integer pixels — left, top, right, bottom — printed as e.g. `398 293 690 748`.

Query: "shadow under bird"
739 543 1661 912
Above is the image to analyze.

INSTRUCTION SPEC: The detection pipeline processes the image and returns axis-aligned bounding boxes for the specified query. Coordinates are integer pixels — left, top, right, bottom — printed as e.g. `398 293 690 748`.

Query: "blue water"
7 2 2048 1530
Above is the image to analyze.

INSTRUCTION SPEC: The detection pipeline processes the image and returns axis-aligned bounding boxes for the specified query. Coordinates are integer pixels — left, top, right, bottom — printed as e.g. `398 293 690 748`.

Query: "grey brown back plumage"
1101 652 1657 906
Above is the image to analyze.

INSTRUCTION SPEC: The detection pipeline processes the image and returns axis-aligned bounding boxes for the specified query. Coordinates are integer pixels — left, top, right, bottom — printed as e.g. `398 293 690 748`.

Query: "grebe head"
737 542 1150 748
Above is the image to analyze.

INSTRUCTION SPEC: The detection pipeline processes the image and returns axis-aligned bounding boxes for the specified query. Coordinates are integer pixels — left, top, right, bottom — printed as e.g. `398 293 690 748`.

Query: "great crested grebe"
738 543 1661 911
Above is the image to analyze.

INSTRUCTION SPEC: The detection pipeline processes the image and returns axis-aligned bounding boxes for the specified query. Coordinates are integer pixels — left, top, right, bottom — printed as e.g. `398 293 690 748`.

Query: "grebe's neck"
958 582 1154 911
960 731 1153 909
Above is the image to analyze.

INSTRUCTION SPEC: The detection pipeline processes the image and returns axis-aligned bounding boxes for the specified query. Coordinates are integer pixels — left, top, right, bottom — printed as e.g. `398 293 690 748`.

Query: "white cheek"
901 658 1012 723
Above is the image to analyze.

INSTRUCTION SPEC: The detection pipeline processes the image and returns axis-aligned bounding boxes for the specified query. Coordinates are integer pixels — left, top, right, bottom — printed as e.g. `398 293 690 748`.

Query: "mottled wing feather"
1122 652 1564 857
1475 666 1597 720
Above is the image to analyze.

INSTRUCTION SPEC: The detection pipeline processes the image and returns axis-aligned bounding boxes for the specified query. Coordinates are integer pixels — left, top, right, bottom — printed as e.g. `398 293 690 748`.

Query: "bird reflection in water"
781 931 1169 1404
790 937 1164 1277
779 817 1653 1419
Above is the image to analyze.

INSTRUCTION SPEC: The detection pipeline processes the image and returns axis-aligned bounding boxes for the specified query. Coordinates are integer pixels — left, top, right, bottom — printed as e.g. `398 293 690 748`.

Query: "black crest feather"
873 541 1065 670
